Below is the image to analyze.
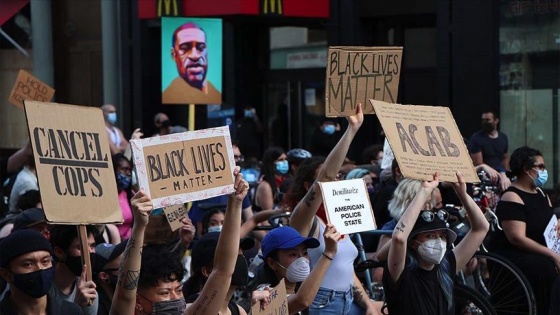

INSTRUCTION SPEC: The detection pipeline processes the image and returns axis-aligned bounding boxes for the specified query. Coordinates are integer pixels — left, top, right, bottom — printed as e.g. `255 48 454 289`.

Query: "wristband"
322 252 334 261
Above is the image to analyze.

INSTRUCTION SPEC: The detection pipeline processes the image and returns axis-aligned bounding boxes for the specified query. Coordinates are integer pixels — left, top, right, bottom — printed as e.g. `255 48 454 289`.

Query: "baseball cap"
12 208 47 231
93 241 128 273
261 226 320 259
191 232 255 273
0 230 52 268
409 209 457 244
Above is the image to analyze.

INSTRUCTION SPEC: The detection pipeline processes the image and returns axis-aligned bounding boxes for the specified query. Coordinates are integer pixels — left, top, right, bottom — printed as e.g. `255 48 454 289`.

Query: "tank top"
307 219 358 291
106 126 122 147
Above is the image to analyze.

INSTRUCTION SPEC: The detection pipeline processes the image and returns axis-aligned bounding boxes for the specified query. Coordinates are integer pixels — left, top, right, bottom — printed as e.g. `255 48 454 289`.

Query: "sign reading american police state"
24 101 122 224
326 46 402 117
131 126 236 208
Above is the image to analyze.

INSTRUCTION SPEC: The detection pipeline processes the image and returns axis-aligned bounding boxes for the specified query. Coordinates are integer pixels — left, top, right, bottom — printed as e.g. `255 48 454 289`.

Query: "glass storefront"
499 0 560 189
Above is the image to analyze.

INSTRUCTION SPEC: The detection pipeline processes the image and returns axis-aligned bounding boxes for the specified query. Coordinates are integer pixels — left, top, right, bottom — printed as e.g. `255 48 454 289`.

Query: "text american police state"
33 128 108 197
328 51 399 112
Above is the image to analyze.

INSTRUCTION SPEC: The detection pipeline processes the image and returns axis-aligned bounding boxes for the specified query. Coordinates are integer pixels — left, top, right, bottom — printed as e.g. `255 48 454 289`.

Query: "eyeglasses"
533 164 546 170
420 209 449 223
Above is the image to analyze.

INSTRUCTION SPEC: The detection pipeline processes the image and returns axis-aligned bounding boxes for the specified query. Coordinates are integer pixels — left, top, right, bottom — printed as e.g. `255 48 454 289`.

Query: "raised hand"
323 224 341 259
451 171 468 198
130 190 153 227
179 217 196 246
131 128 143 140
76 264 97 307
421 172 440 192
231 166 249 201
347 103 365 131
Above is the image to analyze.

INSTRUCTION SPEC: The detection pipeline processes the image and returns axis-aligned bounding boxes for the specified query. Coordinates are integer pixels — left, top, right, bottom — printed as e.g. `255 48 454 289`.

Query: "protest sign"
163 204 188 231
24 101 122 224
544 215 560 255
131 126 235 208
9 70 55 109
250 279 288 315
371 99 478 183
319 178 376 235
326 46 402 117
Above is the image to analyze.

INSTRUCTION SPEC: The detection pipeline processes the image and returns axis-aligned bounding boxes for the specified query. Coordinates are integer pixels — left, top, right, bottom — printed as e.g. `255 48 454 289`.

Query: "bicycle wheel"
468 252 536 315
454 283 496 315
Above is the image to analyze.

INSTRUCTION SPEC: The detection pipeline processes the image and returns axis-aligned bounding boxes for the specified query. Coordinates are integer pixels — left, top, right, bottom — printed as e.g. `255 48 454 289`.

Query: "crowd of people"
0 104 559 315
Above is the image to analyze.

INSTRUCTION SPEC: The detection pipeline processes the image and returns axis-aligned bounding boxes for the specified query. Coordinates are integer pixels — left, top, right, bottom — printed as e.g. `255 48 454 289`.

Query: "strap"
308 216 318 238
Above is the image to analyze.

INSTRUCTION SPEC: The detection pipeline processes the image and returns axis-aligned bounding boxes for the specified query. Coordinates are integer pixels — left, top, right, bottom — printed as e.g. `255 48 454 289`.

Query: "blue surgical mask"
275 160 289 175
107 112 117 124
323 124 336 135
244 109 253 119
530 169 548 187
207 225 222 233
116 173 131 190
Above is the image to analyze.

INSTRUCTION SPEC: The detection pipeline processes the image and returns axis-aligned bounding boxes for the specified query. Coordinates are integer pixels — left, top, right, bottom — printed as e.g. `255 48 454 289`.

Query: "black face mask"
231 254 249 287
64 253 96 277
481 121 494 133
160 119 171 129
12 266 55 298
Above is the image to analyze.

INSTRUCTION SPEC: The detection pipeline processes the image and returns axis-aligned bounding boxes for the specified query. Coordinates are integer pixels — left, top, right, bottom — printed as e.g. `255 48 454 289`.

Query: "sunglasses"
420 209 449 223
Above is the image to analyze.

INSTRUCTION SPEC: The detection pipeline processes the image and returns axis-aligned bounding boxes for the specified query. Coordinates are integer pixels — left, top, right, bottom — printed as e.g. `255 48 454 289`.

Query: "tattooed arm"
387 173 439 283
186 167 248 315
290 104 364 236
109 190 153 315
352 274 380 315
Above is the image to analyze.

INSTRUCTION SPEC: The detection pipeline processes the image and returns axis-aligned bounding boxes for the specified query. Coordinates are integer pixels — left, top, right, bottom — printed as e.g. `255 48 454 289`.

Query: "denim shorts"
308 287 364 315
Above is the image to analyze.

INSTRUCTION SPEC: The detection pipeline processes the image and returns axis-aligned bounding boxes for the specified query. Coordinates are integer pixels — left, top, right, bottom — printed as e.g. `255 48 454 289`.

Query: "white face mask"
207 225 222 233
276 257 310 283
416 238 447 264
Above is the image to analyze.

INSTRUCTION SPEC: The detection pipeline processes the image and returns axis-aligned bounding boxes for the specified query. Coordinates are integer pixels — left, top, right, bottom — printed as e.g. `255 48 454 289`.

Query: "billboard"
161 17 222 105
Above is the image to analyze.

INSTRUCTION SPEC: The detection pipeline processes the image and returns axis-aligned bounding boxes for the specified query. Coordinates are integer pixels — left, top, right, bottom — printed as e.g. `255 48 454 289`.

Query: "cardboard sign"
250 279 288 315
544 215 560 255
24 101 122 224
9 70 55 109
326 46 402 117
371 100 478 183
163 204 188 231
319 178 376 235
131 126 235 208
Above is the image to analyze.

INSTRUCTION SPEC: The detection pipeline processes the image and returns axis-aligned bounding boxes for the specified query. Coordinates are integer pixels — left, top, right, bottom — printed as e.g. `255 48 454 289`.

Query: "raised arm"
110 189 152 315
240 209 280 238
450 172 489 269
387 174 439 283
290 104 364 236
185 168 248 315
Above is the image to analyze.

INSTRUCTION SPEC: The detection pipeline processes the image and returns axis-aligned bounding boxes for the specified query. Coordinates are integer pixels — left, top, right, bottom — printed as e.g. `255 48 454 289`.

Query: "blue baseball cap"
261 226 320 259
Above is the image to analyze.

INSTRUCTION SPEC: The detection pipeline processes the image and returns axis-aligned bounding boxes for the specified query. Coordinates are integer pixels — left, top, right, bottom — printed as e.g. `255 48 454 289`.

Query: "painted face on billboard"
171 26 208 90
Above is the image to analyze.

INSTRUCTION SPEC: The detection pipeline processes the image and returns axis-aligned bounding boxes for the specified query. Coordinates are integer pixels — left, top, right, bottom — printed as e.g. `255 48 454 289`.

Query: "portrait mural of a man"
162 18 222 104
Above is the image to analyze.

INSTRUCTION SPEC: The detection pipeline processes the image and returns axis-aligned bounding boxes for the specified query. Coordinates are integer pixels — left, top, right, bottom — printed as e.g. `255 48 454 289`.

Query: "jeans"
308 287 364 315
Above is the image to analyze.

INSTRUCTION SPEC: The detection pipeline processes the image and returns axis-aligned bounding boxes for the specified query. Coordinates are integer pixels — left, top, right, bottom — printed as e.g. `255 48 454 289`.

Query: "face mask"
244 110 253 119
529 169 548 187
231 254 249 287
117 173 132 190
160 119 171 129
151 298 187 315
276 257 310 283
207 225 222 233
11 266 55 298
416 238 447 265
64 253 96 277
323 124 336 135
481 121 493 133
275 160 289 175
107 113 117 125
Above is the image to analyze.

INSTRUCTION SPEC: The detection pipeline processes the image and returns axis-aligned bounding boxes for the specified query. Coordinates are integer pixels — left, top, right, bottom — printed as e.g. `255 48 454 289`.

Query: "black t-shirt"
95 285 112 315
0 291 83 315
383 251 456 315
468 130 508 171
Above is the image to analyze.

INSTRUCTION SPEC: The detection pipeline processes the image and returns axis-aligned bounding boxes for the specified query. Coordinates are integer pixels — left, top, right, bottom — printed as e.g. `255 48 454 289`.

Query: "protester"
235 106 264 162
12 207 51 239
254 147 288 212
8 155 37 214
152 112 187 136
383 172 489 314
113 154 134 240
372 159 403 227
360 144 384 167
288 104 378 315
286 148 312 177
92 242 127 315
102 104 129 155
0 190 42 239
310 117 342 157
488 146 560 314
251 225 340 315
50 225 98 315
109 167 249 315
0 230 83 314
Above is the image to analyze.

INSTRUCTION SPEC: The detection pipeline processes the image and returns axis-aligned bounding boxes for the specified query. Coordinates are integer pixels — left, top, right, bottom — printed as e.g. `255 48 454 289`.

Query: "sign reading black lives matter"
326 46 402 117
318 178 376 235
24 101 123 224
371 99 479 183
131 126 236 208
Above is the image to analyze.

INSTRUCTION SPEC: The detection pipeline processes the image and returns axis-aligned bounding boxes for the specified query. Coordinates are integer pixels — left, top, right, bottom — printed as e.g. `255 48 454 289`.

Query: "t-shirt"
383 251 456 315
0 291 83 315
95 284 112 315
117 190 133 239
8 166 38 213
468 130 508 172
49 277 98 315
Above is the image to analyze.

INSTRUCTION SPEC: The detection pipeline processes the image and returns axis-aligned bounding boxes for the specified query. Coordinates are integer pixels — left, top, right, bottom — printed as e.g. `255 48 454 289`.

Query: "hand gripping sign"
131 126 236 208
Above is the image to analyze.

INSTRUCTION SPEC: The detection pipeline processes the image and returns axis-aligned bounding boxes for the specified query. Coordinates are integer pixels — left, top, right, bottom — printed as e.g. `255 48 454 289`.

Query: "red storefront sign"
138 0 329 19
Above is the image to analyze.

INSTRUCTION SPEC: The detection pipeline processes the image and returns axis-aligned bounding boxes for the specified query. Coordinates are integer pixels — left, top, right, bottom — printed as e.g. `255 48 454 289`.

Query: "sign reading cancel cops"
318 178 376 235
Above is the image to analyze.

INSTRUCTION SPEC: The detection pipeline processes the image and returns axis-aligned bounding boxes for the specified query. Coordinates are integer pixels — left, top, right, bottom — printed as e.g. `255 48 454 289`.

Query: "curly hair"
282 156 326 211
138 244 184 290
506 146 542 178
